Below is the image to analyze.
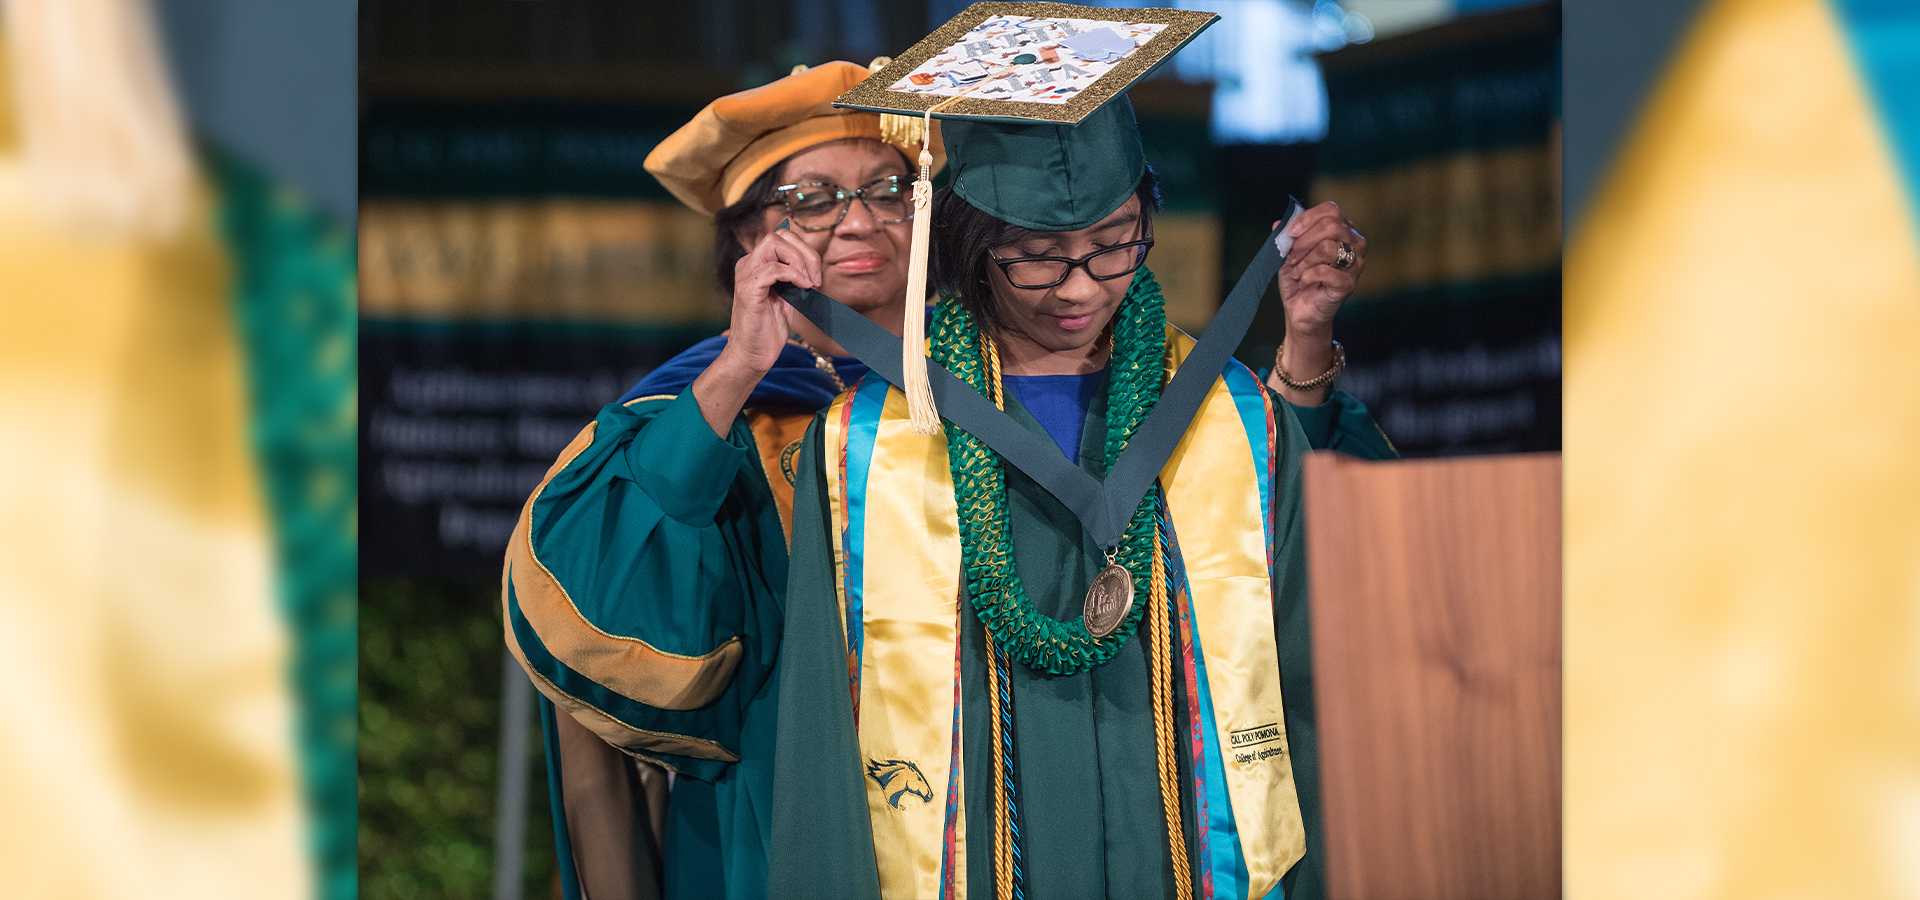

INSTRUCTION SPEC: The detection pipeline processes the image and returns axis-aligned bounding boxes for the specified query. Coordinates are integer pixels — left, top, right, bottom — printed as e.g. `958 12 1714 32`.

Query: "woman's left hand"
1276 200 1366 335
1267 201 1366 405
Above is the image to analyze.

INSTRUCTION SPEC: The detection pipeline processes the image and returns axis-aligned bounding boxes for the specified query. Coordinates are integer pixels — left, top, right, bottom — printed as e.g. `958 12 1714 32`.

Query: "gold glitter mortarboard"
834 2 1217 126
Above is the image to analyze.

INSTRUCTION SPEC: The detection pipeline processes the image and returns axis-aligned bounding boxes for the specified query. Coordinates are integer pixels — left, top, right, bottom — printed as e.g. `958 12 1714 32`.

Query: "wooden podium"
1303 452 1561 900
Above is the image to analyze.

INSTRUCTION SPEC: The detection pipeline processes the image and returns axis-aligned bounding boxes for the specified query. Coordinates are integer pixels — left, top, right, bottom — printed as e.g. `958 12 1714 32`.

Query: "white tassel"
900 107 940 435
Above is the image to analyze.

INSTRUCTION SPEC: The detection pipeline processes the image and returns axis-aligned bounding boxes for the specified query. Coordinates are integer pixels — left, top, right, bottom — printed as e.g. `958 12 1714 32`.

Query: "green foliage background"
360 576 558 900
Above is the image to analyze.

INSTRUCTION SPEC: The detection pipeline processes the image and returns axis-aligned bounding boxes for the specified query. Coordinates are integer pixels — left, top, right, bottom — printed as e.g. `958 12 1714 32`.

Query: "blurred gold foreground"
0 2 305 897
1567 0 1920 898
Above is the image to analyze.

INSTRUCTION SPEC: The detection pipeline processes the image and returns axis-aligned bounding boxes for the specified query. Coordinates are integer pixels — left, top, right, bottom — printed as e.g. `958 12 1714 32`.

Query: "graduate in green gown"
768 13 1383 897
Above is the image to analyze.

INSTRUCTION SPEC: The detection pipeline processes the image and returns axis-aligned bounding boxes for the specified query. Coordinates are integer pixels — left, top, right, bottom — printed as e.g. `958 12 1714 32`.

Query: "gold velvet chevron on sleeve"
501 597 740 764
503 421 745 738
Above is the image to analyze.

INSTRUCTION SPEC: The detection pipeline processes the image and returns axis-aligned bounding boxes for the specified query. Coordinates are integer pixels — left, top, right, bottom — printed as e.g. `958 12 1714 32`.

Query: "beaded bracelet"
1273 339 1345 390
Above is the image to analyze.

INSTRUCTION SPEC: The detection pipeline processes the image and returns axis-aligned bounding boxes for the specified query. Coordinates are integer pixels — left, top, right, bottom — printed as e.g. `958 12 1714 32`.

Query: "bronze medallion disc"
1083 563 1135 639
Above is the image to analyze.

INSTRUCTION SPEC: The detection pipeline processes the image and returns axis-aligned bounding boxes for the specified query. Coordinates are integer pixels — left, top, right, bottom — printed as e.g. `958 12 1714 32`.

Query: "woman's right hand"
722 222 825 374
692 222 824 437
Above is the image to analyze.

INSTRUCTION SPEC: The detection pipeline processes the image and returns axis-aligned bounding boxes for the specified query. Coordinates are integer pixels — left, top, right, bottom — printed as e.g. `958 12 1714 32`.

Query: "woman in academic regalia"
502 60 940 900
768 89 1379 900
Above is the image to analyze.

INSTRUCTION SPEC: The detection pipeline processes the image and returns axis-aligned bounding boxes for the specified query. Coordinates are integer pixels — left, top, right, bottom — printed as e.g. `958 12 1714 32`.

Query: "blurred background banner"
1566 1 1920 899
1313 2 1560 456
357 97 723 573
0 0 353 898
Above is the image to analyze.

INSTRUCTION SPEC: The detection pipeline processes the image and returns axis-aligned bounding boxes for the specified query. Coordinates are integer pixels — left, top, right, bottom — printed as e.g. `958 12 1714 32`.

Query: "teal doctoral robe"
507 388 789 900
508 335 1392 900
507 336 888 900
767 375 1354 900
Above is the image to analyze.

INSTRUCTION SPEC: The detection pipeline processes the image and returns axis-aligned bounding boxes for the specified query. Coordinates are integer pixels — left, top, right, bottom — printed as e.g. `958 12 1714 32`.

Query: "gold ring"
1332 241 1355 270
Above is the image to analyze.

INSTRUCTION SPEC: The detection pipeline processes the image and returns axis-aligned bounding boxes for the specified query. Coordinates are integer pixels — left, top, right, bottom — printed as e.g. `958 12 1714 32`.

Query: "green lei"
930 268 1168 676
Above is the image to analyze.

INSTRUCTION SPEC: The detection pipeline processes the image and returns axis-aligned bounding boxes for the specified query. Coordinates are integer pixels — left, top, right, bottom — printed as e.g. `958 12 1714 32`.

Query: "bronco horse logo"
865 758 935 809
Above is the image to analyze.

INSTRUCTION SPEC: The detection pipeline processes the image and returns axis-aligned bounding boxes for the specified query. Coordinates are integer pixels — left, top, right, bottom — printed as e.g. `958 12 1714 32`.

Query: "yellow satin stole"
819 328 1305 898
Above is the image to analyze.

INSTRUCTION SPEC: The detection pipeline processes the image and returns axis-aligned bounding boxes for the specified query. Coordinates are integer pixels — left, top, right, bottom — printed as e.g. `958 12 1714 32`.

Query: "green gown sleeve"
1282 386 1398 460
766 414 885 900
505 387 785 776
502 387 791 900
1270 396 1327 900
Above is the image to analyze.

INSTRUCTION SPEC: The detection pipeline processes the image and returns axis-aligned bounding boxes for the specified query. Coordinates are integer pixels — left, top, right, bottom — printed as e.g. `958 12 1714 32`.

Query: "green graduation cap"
831 2 1219 432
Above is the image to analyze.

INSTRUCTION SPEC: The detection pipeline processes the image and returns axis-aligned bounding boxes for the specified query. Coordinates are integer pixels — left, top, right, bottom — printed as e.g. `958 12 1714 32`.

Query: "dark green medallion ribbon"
781 201 1302 674
782 201 1298 549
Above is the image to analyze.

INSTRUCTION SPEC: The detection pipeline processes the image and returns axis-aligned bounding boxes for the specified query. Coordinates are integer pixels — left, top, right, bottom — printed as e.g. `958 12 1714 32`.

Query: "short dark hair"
710 164 785 300
929 165 1161 337
709 140 917 300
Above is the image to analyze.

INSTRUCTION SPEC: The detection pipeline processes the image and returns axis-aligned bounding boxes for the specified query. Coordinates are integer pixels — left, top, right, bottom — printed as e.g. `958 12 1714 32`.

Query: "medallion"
1083 563 1135 639
779 439 804 485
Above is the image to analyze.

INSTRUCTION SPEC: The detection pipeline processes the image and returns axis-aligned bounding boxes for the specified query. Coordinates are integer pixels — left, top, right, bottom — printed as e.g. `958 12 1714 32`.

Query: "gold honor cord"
1149 517 1192 900
980 336 1016 900
985 639 1014 900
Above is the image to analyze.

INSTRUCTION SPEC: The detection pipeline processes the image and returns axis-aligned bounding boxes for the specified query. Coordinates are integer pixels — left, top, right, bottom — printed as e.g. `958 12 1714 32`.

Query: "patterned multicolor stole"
818 328 1307 899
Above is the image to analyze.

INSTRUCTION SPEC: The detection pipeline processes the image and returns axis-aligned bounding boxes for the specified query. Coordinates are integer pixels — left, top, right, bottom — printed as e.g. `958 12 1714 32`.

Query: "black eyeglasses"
767 175 912 231
987 221 1154 289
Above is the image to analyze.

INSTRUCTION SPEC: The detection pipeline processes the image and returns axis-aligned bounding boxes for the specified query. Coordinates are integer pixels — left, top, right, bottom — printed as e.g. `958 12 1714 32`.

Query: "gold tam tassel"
869 57 928 186
878 112 927 152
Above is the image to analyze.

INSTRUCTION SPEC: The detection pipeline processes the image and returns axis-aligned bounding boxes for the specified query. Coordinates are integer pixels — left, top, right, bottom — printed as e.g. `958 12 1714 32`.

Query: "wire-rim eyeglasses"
767 175 913 232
